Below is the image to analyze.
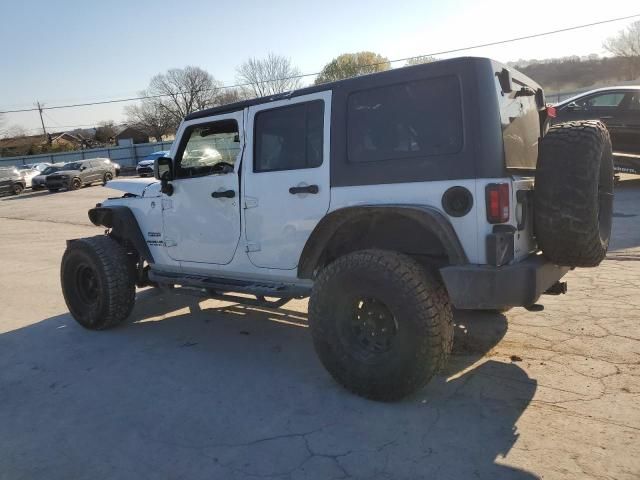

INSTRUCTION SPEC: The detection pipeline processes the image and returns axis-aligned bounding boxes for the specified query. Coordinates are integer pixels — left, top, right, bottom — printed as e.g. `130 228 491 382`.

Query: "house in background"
114 126 149 146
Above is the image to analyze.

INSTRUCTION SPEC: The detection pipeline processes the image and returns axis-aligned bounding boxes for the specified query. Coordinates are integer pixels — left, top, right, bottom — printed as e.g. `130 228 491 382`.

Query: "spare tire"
534 120 613 267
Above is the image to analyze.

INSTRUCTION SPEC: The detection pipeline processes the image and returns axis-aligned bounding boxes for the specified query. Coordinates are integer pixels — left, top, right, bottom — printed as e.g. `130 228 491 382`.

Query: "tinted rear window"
347 76 463 164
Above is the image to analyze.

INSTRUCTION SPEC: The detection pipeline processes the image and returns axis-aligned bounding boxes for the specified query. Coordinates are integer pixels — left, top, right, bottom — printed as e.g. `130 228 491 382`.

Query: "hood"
138 160 155 166
105 178 158 196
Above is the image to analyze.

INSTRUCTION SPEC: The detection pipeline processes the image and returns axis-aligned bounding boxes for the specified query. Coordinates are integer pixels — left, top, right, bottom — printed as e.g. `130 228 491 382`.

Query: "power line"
1 12 639 115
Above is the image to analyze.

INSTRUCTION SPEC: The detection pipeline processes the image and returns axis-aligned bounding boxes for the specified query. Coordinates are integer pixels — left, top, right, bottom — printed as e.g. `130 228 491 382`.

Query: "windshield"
63 162 83 170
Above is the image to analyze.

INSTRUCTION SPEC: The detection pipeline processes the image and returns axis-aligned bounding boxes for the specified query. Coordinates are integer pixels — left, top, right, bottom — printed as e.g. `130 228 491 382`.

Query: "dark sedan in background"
553 87 640 174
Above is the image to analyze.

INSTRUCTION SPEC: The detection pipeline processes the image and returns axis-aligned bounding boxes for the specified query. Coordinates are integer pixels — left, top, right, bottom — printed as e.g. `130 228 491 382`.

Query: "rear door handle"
211 190 235 198
289 185 319 195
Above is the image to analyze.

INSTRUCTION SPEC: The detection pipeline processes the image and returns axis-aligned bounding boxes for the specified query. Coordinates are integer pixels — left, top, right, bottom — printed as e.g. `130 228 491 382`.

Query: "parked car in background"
98 158 121 176
0 167 26 196
553 86 640 173
45 159 116 192
17 165 40 188
26 162 52 173
32 164 64 190
137 150 170 177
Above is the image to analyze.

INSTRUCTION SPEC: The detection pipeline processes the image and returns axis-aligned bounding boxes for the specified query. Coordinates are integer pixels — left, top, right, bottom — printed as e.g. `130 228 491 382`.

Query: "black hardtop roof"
185 56 527 121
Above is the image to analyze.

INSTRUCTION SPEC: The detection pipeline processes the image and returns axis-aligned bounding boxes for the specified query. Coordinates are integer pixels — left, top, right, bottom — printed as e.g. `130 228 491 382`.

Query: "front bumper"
440 254 569 310
46 177 71 189
137 165 153 175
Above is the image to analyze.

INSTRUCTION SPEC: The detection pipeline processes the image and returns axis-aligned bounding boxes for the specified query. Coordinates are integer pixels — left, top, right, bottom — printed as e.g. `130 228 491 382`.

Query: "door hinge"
245 242 261 252
244 197 258 209
164 237 177 247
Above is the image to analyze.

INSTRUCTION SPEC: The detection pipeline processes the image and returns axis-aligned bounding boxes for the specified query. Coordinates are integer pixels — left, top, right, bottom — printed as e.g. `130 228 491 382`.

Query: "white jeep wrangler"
61 57 613 401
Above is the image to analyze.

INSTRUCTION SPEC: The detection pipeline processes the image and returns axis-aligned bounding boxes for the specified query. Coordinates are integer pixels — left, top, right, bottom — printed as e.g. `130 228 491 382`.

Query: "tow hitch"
544 281 568 296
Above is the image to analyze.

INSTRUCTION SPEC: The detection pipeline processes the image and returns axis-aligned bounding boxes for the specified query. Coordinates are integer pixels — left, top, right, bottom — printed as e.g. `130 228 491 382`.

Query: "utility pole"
36 101 47 137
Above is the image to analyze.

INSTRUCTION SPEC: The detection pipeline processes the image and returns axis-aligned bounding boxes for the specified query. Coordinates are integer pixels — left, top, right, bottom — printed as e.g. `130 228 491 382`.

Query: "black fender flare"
88 206 154 264
297 205 468 279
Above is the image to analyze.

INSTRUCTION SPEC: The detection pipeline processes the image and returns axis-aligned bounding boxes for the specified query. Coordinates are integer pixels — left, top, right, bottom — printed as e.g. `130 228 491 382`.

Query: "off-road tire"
70 177 82 190
103 172 113 185
309 249 453 401
12 183 24 195
61 235 136 330
535 120 613 267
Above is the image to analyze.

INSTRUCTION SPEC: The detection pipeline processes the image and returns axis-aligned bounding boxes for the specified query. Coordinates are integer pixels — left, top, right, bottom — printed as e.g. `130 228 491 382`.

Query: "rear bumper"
440 254 569 310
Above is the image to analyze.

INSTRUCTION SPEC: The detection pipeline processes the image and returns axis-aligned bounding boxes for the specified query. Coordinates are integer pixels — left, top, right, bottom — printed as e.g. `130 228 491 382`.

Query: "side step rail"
148 269 311 299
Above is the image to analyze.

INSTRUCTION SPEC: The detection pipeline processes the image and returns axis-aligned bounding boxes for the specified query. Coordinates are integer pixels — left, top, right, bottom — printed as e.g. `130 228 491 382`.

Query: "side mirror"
497 68 513 94
155 156 174 196
565 101 579 111
80 166 87 171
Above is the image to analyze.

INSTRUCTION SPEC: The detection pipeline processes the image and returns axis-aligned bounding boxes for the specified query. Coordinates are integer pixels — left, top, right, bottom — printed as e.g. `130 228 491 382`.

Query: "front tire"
12 183 24 195
70 177 82 190
61 236 136 330
309 249 453 401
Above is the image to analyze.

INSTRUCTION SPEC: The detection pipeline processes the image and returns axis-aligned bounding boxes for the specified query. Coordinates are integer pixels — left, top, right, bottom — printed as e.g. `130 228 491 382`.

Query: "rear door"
243 91 331 270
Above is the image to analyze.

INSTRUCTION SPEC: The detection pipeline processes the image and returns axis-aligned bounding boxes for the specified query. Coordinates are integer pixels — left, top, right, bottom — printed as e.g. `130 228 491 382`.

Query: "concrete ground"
0 179 639 480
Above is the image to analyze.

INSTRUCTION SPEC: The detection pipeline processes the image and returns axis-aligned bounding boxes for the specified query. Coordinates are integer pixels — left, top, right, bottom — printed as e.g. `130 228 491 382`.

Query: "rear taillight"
546 105 557 118
486 183 510 223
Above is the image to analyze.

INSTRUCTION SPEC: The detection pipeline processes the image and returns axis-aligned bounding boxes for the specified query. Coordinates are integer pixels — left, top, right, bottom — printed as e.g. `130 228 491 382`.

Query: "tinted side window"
577 92 625 109
254 101 324 172
347 76 462 164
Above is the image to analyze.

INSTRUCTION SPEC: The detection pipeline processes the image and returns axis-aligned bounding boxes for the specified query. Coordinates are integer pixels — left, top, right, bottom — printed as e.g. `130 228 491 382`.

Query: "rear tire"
12 183 24 195
103 172 113 185
61 236 136 330
309 249 453 401
534 120 613 267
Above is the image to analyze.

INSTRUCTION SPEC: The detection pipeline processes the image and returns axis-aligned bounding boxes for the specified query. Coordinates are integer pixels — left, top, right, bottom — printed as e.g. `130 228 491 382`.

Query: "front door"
162 112 243 264
243 91 331 270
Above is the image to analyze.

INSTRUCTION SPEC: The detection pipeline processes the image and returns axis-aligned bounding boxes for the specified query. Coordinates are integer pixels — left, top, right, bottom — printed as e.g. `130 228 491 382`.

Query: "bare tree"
94 120 117 144
216 88 247 106
147 66 223 124
315 52 390 85
603 20 640 79
236 53 302 98
125 101 175 142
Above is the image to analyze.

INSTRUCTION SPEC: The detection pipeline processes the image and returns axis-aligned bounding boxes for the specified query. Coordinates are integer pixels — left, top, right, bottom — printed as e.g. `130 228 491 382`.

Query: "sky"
1 0 638 134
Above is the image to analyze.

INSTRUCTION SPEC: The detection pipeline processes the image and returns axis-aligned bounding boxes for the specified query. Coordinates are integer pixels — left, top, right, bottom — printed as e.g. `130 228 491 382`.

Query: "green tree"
315 52 390 84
